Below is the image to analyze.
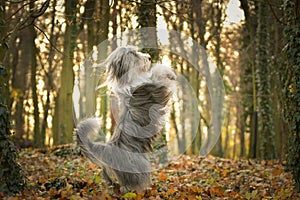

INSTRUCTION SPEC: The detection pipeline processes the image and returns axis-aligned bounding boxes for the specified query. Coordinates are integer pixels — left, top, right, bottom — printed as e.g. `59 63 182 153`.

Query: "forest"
0 0 300 199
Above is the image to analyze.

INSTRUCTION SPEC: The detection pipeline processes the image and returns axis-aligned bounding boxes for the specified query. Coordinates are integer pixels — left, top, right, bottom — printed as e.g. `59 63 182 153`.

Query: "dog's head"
105 46 151 86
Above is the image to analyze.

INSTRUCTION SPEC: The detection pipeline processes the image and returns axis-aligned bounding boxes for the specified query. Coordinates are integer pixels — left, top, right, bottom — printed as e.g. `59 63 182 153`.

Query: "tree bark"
98 0 110 135
29 1 41 147
11 28 31 140
81 0 96 120
256 0 276 160
239 0 259 159
137 0 159 61
53 0 79 145
210 0 224 158
40 0 57 144
0 0 9 105
284 0 300 192
0 0 26 193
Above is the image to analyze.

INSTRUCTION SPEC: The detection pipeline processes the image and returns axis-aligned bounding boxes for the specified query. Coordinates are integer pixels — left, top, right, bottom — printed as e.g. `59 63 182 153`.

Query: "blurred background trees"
0 0 300 193
0 0 299 190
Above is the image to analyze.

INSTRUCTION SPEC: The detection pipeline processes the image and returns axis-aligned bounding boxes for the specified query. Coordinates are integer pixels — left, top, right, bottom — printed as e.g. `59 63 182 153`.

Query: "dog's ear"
106 47 135 81
109 54 128 80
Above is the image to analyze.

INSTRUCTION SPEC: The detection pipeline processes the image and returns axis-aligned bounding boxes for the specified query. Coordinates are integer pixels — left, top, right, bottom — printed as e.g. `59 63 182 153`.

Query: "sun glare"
225 0 244 26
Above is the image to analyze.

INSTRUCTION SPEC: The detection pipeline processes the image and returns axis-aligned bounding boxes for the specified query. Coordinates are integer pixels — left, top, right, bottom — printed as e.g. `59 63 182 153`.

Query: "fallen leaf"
157 171 168 181
122 192 137 199
272 167 282 176
167 188 176 195
94 175 101 184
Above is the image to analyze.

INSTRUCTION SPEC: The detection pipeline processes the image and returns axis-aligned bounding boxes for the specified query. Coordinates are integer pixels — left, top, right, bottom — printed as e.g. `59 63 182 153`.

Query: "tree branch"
33 24 64 55
30 0 50 18
266 0 286 25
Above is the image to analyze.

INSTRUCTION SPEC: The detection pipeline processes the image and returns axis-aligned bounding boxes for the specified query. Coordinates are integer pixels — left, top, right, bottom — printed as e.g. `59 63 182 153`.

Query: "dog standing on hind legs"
76 46 176 192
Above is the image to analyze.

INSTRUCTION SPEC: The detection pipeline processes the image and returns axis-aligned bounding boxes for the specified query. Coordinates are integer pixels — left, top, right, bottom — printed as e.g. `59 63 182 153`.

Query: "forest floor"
1 145 300 200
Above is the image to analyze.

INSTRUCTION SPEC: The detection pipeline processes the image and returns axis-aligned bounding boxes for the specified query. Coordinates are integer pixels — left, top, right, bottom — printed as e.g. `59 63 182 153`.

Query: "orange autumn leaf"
187 195 196 200
167 188 176 195
190 185 201 193
209 186 225 196
157 171 168 181
88 163 97 169
272 167 282 176
7 197 19 200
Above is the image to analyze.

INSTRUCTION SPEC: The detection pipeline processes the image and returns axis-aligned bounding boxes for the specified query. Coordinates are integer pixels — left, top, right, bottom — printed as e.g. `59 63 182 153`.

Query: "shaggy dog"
76 46 176 192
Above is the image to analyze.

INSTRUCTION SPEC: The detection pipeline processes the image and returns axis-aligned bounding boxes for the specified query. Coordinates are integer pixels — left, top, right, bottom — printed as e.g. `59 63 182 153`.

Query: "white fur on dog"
77 46 176 192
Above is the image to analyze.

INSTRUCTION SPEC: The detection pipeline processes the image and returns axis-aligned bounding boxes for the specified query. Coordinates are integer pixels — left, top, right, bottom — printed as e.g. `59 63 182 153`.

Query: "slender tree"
81 0 96 120
28 1 42 147
110 0 118 133
137 0 169 160
210 0 225 157
137 0 159 61
98 0 110 135
53 0 79 144
190 0 208 154
40 0 58 145
11 27 31 141
256 0 276 159
189 0 200 154
239 0 258 159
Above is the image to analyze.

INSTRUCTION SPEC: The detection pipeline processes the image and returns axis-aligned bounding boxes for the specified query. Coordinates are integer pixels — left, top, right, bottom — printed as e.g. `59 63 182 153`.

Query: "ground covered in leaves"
1 145 299 200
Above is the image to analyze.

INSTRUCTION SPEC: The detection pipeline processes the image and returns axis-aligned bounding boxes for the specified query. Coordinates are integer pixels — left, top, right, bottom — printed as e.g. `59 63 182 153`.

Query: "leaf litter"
1 145 299 200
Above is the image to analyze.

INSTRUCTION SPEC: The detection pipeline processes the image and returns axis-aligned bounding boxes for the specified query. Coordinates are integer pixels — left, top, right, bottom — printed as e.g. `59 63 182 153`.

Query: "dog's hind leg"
102 167 114 186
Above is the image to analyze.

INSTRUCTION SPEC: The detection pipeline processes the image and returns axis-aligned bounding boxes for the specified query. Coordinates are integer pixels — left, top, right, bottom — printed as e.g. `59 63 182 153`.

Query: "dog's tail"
76 118 106 166
76 118 151 174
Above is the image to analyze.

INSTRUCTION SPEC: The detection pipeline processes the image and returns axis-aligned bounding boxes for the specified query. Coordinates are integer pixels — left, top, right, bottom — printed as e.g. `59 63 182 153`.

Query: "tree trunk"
137 0 159 61
256 0 276 160
170 104 180 153
81 0 96 120
192 0 206 47
224 111 230 158
26 1 42 147
11 28 31 140
191 0 207 155
30 18 41 147
249 111 258 158
180 66 187 154
283 0 300 192
52 0 79 145
98 0 110 135
239 0 259 159
40 0 57 145
189 0 202 154
110 0 118 133
239 105 246 157
0 0 9 105
210 0 224 158
0 1 26 193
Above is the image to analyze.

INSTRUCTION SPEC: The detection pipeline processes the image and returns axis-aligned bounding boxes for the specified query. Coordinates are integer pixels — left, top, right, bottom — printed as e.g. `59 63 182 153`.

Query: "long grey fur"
76 46 176 192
